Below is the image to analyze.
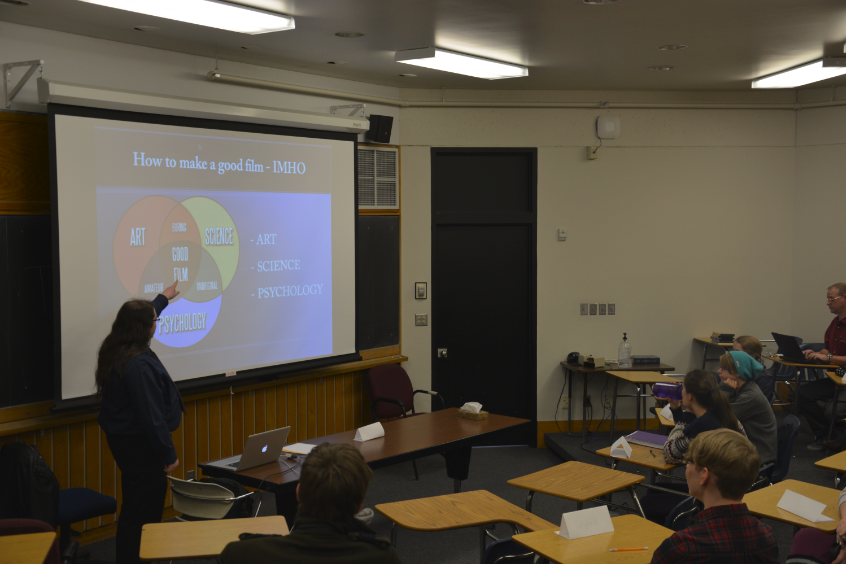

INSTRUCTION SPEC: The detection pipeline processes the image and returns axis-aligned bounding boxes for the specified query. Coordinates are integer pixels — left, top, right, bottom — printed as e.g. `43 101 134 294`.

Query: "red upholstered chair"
0 518 60 564
367 364 444 480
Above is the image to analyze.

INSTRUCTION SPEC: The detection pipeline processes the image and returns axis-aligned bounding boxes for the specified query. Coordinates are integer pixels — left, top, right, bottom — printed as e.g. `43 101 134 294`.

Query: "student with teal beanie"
718 351 777 464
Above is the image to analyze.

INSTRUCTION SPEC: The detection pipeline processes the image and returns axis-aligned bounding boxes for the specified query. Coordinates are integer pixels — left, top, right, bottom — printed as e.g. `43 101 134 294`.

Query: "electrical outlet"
187 470 195 481
599 303 607 315
561 397 570 410
580 303 589 315
608 302 616 315
588 146 598 160
415 314 428 326
589 303 598 315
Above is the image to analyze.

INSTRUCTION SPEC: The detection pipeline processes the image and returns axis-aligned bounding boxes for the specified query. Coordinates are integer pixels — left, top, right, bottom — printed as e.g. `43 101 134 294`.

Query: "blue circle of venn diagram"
153 294 222 348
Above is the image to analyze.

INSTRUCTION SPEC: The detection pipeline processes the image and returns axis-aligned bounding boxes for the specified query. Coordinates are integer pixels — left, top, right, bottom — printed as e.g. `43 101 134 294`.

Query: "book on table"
625 430 668 449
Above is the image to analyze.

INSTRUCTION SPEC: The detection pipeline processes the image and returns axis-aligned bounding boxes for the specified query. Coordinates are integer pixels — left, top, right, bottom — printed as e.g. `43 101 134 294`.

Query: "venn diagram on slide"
113 195 239 347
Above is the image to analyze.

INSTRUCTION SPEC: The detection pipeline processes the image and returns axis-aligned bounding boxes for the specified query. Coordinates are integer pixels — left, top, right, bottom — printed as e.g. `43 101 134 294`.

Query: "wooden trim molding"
536 419 659 448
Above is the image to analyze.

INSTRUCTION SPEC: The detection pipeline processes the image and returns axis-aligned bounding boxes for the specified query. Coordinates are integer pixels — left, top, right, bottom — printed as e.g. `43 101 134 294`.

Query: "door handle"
438 348 447 358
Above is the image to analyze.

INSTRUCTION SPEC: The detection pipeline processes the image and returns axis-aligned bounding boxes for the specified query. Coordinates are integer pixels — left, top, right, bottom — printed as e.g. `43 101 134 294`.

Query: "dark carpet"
81 410 837 564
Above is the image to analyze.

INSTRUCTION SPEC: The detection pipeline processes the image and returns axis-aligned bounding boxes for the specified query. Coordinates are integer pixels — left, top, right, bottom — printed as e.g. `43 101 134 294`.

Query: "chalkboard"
0 215 54 408
356 215 400 350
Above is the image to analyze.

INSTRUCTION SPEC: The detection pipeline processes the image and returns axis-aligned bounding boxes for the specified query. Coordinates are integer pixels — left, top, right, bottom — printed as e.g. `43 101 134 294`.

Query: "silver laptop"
206 426 291 472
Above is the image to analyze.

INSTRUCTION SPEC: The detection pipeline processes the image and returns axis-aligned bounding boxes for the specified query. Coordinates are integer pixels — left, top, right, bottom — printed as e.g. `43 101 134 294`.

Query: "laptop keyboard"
225 462 238 468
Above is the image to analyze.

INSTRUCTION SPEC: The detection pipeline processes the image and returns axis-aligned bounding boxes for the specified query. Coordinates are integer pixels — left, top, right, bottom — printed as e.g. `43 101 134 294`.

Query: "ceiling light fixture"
648 65 675 71
658 44 687 51
335 32 364 38
752 59 846 88
78 0 295 34
395 47 528 80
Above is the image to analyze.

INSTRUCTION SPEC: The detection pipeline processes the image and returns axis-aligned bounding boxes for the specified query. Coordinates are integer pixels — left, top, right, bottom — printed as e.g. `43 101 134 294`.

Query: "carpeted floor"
81 410 837 563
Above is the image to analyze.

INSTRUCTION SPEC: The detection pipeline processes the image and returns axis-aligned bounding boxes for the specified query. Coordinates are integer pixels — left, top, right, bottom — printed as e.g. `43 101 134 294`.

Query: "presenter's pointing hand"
164 458 179 473
163 280 180 300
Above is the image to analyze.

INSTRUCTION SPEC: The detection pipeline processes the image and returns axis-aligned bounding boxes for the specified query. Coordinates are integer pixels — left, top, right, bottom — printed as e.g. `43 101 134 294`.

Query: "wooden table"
559 362 675 438
0 531 56 564
508 461 645 518
693 337 735 369
200 408 530 521
764 356 837 415
743 479 841 532
512 514 673 564
607 371 682 439
375 490 557 559
815 442 846 488
595 442 678 485
139 515 288 561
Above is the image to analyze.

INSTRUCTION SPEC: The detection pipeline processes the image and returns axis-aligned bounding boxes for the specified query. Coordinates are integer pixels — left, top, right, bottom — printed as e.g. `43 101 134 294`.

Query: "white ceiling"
3 0 846 91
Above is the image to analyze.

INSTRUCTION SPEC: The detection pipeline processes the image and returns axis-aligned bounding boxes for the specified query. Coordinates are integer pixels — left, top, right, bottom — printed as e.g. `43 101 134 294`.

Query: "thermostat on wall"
596 115 621 139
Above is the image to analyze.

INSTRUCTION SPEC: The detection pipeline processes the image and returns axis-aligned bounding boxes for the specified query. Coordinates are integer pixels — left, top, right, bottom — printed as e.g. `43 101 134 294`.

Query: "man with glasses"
797 283 846 451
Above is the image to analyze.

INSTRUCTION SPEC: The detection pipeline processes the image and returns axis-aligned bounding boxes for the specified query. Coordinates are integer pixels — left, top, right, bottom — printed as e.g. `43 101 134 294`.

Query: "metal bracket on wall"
4 59 44 108
330 103 366 117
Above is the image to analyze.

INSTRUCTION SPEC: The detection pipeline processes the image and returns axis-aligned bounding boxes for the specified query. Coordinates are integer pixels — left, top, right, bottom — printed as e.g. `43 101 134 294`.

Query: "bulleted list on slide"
94 124 335 380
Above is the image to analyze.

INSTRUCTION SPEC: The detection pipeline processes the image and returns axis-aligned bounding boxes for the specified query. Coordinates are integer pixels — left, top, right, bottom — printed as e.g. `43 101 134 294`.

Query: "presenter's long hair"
95 299 157 395
683 369 742 434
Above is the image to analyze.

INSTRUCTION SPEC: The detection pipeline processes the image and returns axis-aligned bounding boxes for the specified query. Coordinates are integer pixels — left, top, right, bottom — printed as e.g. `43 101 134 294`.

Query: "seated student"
641 370 745 523
717 351 777 465
651 429 779 564
733 335 774 403
786 487 846 564
219 443 401 564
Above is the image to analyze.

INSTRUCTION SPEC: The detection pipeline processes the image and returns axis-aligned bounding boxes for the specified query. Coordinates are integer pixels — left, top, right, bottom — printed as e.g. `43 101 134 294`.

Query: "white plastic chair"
168 476 257 520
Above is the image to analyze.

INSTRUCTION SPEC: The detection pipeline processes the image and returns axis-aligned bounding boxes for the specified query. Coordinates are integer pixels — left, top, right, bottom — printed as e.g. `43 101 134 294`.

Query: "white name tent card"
281 443 317 455
660 403 673 421
609 436 632 459
354 422 385 442
557 506 615 540
460 402 483 413
776 490 835 523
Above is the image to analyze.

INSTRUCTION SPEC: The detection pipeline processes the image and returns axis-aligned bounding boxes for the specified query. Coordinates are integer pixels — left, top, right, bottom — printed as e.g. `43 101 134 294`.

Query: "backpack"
0 442 60 528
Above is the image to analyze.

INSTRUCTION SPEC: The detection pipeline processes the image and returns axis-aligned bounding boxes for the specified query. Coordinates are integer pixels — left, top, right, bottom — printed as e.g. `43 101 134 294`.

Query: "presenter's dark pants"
106 434 167 564
795 378 836 439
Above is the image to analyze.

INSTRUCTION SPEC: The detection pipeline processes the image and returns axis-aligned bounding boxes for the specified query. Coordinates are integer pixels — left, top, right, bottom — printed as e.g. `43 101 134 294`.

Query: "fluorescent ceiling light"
78 0 295 34
395 47 528 80
752 59 846 89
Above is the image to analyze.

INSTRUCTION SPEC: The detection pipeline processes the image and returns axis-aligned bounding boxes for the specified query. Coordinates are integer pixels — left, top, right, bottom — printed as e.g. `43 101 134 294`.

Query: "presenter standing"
96 281 184 564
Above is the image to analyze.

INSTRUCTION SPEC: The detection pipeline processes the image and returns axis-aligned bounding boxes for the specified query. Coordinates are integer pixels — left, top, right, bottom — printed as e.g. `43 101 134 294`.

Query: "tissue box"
458 409 489 420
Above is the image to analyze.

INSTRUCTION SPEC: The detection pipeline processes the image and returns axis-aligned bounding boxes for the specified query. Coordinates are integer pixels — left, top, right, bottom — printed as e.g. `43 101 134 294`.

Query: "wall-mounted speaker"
366 114 393 143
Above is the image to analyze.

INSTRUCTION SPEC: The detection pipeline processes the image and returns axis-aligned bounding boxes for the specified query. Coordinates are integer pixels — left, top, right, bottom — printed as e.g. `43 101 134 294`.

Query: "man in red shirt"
797 283 846 451
651 429 778 564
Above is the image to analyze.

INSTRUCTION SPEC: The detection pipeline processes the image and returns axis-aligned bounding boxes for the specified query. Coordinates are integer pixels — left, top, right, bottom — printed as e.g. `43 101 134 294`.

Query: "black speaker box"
366 115 393 143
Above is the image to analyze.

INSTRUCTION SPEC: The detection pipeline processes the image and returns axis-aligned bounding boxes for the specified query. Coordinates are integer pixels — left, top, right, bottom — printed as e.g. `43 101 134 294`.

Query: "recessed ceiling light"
134 25 159 31
335 32 364 38
584 0 619 4
79 0 295 35
658 44 687 51
752 59 846 88
399 73 417 77
0 0 30 5
648 65 675 71
395 47 528 80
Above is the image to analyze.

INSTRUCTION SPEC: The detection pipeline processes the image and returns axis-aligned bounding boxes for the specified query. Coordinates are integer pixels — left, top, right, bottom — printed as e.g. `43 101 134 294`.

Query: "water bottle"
653 382 684 401
618 332 632 368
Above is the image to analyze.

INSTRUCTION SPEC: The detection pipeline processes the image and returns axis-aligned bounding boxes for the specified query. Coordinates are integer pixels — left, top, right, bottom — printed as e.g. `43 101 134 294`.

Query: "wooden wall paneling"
232 392 244 455
334 375 344 434
35 428 52 468
196 399 209 477
53 425 69 490
0 113 50 215
316 378 326 438
296 381 307 441
265 386 276 432
208 396 221 462
307 380 316 439
171 424 184 481
352 374 362 428
183 402 196 480
69 424 85 529
100 429 115 526
275 385 287 431
344 375 354 431
287 384 297 442
254 389 266 434
18 431 36 445
244 390 255 440
84 422 101 530
221 393 232 458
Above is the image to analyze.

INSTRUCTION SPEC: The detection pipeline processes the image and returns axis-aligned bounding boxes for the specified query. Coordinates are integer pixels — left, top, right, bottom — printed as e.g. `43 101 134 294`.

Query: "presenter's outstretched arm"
162 280 180 300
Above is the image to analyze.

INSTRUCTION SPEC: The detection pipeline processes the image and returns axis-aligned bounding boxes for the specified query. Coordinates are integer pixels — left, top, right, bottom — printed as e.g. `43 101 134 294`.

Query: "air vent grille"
358 146 398 209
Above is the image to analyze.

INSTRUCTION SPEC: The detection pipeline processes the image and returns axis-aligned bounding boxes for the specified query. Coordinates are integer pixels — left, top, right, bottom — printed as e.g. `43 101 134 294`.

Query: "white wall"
399 97 799 420
0 22 401 143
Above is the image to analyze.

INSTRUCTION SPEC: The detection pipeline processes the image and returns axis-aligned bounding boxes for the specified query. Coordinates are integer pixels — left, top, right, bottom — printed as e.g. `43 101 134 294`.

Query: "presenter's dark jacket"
219 516 402 564
98 295 185 466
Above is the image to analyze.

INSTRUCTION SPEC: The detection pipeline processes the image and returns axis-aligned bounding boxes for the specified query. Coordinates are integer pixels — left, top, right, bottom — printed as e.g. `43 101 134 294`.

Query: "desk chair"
169 477 257 520
57 488 116 554
0 518 63 564
480 538 534 564
367 364 445 480
664 497 701 531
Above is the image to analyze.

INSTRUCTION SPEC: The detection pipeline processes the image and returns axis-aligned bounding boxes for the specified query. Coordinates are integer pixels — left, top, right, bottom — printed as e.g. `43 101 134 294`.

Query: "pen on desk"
649 449 656 457
609 547 648 552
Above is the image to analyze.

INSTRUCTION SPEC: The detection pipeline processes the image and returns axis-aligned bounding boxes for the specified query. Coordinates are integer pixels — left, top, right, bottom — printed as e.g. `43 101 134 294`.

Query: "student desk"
512 514 673 564
743 479 841 532
559 362 675 438
507 461 645 518
0 531 55 564
139 515 288 561
763 356 837 415
825 371 846 441
374 490 556 560
606 372 681 440
693 337 735 369
815 448 846 488
200 408 529 521
595 442 678 485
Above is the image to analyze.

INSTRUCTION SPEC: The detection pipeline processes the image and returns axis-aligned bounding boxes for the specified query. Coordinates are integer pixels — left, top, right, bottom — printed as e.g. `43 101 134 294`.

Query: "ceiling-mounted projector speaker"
596 115 620 139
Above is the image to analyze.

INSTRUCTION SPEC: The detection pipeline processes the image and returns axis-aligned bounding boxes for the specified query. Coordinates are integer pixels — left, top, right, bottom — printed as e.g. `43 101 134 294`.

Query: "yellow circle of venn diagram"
180 196 240 291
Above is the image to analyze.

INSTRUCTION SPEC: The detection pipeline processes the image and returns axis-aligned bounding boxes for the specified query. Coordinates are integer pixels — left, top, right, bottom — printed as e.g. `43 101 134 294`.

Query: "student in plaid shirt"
651 429 778 564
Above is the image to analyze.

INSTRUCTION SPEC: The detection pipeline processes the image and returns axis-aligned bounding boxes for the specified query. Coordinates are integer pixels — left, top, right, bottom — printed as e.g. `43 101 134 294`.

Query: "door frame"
430 147 538 444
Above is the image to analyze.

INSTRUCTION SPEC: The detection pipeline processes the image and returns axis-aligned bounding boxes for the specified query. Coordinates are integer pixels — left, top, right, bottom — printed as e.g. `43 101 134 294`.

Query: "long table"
200 408 529 522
